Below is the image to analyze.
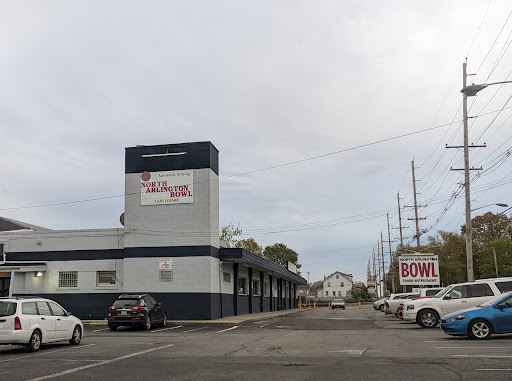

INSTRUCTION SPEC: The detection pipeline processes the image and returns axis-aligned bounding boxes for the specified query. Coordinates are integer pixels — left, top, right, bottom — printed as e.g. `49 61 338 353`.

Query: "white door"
36 302 56 341
439 285 471 316
49 302 73 340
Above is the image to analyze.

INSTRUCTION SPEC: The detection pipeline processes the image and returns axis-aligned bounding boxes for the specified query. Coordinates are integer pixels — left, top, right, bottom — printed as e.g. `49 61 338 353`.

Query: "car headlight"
406 305 414 310
447 314 467 322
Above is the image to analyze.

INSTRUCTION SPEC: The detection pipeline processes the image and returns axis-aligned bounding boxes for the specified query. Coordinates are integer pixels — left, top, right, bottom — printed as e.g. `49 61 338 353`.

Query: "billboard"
140 170 193 205
399 254 440 286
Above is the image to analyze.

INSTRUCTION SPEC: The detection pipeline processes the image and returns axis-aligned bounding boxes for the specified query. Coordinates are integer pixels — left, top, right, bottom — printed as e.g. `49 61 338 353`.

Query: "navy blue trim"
219 248 306 284
5 246 219 262
125 142 219 175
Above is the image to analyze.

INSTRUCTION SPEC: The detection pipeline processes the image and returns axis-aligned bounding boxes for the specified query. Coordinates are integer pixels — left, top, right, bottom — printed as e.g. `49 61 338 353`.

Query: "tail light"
14 316 22 330
385 301 389 308
133 306 145 311
109 306 116 311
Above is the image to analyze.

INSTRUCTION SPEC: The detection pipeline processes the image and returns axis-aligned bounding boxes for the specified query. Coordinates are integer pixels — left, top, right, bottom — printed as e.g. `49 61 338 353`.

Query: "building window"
58 271 78 288
264 282 270 297
239 277 248 295
336 275 339 279
223 272 231 283
338 291 341 297
253 280 260 296
325 291 329 296
97 271 116 286
341 282 344 287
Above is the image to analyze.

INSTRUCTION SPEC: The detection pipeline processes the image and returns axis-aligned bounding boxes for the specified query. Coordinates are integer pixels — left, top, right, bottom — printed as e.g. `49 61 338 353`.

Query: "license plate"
120 310 128 315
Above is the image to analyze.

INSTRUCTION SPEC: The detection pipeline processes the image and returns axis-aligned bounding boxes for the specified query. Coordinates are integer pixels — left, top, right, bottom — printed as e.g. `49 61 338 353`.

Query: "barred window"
264 281 270 297
97 271 116 286
252 280 260 296
58 271 78 288
223 272 231 283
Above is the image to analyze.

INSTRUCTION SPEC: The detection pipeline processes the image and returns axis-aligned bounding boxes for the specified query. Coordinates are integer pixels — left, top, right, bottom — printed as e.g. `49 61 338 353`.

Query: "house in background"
320 271 353 298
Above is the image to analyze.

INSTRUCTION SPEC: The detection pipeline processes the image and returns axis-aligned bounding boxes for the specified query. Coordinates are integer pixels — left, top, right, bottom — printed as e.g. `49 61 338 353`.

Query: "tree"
476 238 512 278
427 231 466 286
263 243 301 269
220 223 242 247
235 237 263 256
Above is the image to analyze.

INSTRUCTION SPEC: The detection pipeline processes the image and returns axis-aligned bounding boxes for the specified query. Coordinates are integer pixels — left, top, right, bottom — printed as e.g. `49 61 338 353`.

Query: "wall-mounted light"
35 272 43 277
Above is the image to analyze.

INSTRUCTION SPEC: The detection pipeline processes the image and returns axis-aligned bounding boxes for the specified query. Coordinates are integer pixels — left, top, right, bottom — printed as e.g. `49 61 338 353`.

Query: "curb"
83 309 306 327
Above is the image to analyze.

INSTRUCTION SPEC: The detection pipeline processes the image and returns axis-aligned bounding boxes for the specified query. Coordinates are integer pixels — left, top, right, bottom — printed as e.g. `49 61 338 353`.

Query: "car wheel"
417 309 439 328
108 323 118 331
69 325 82 345
160 314 167 327
468 319 493 340
144 315 152 330
379 305 384 312
27 330 42 352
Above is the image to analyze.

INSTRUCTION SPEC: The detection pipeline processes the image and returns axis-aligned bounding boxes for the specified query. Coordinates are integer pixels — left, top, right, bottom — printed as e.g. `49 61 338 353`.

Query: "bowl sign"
399 255 439 285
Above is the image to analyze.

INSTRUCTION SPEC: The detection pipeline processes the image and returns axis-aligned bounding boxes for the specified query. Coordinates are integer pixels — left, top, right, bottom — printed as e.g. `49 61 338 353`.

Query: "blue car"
441 291 512 340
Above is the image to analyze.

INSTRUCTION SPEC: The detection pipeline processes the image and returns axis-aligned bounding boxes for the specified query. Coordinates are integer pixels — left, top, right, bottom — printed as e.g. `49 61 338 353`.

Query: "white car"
384 293 419 314
403 277 512 328
331 299 345 309
0 296 83 352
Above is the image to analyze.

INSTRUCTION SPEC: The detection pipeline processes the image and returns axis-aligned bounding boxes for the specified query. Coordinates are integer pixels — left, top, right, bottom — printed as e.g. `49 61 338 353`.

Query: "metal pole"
387 213 395 293
381 232 386 295
463 62 474 282
397 193 404 252
411 160 421 251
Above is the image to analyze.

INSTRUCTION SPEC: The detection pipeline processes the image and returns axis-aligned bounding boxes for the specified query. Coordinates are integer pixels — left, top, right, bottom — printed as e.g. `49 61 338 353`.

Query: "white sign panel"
287 261 298 274
141 170 193 205
399 254 440 286
159 257 173 270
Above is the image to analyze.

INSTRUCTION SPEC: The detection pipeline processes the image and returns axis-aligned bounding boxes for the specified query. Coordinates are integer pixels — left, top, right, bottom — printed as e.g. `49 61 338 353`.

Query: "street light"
461 61 512 282
471 203 508 212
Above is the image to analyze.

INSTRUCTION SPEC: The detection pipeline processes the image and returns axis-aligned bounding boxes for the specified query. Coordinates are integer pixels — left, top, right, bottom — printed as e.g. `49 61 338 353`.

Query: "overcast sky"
2 1 512 284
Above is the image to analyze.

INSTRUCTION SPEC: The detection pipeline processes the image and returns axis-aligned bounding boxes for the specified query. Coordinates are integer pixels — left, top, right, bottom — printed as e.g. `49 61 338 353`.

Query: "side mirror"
66 311 73 316
157 302 162 307
444 294 452 300
497 303 507 310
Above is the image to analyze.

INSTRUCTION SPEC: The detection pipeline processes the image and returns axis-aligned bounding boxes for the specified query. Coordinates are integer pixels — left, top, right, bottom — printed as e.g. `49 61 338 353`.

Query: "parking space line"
183 326 208 333
477 369 512 371
215 326 239 333
436 347 505 349
454 355 512 358
0 344 96 364
27 343 175 381
92 328 110 332
151 325 182 333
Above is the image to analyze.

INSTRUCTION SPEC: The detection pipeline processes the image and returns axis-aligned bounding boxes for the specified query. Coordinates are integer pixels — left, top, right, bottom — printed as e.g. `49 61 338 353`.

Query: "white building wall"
123 168 219 248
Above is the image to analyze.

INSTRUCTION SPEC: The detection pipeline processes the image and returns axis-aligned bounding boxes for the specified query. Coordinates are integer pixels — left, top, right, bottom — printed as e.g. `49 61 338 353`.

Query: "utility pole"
407 160 426 252
397 193 404 253
377 241 382 298
387 213 395 293
381 232 386 295
445 62 485 281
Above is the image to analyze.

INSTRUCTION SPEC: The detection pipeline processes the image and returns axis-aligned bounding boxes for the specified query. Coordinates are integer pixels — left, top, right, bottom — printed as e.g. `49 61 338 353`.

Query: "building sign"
399 254 440 286
159 257 173 270
141 170 193 205
287 261 298 274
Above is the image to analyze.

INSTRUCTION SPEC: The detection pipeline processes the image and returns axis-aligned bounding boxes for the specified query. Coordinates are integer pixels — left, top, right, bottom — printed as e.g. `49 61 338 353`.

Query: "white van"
402 277 512 328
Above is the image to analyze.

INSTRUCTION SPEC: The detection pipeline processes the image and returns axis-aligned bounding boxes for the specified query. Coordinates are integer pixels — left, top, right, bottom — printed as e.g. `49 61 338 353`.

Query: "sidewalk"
85 308 307 327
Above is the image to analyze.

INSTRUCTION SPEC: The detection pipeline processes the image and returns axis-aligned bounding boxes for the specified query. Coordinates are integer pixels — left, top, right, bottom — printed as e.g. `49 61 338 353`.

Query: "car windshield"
113 299 141 307
333 299 343 303
479 292 512 308
0 301 17 316
433 286 451 298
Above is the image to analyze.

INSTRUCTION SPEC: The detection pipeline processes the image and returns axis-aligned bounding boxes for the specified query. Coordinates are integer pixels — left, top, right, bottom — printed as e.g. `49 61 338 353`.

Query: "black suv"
107 294 167 331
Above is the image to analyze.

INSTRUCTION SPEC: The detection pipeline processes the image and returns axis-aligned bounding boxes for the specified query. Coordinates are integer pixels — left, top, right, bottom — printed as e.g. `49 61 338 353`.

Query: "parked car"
373 297 388 312
107 294 167 330
331 299 345 309
441 291 512 340
0 296 83 352
403 277 512 328
399 288 445 319
384 293 420 315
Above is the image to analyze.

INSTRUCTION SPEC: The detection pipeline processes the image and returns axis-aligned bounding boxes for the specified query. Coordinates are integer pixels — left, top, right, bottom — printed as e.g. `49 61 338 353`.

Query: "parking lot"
1 306 512 380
